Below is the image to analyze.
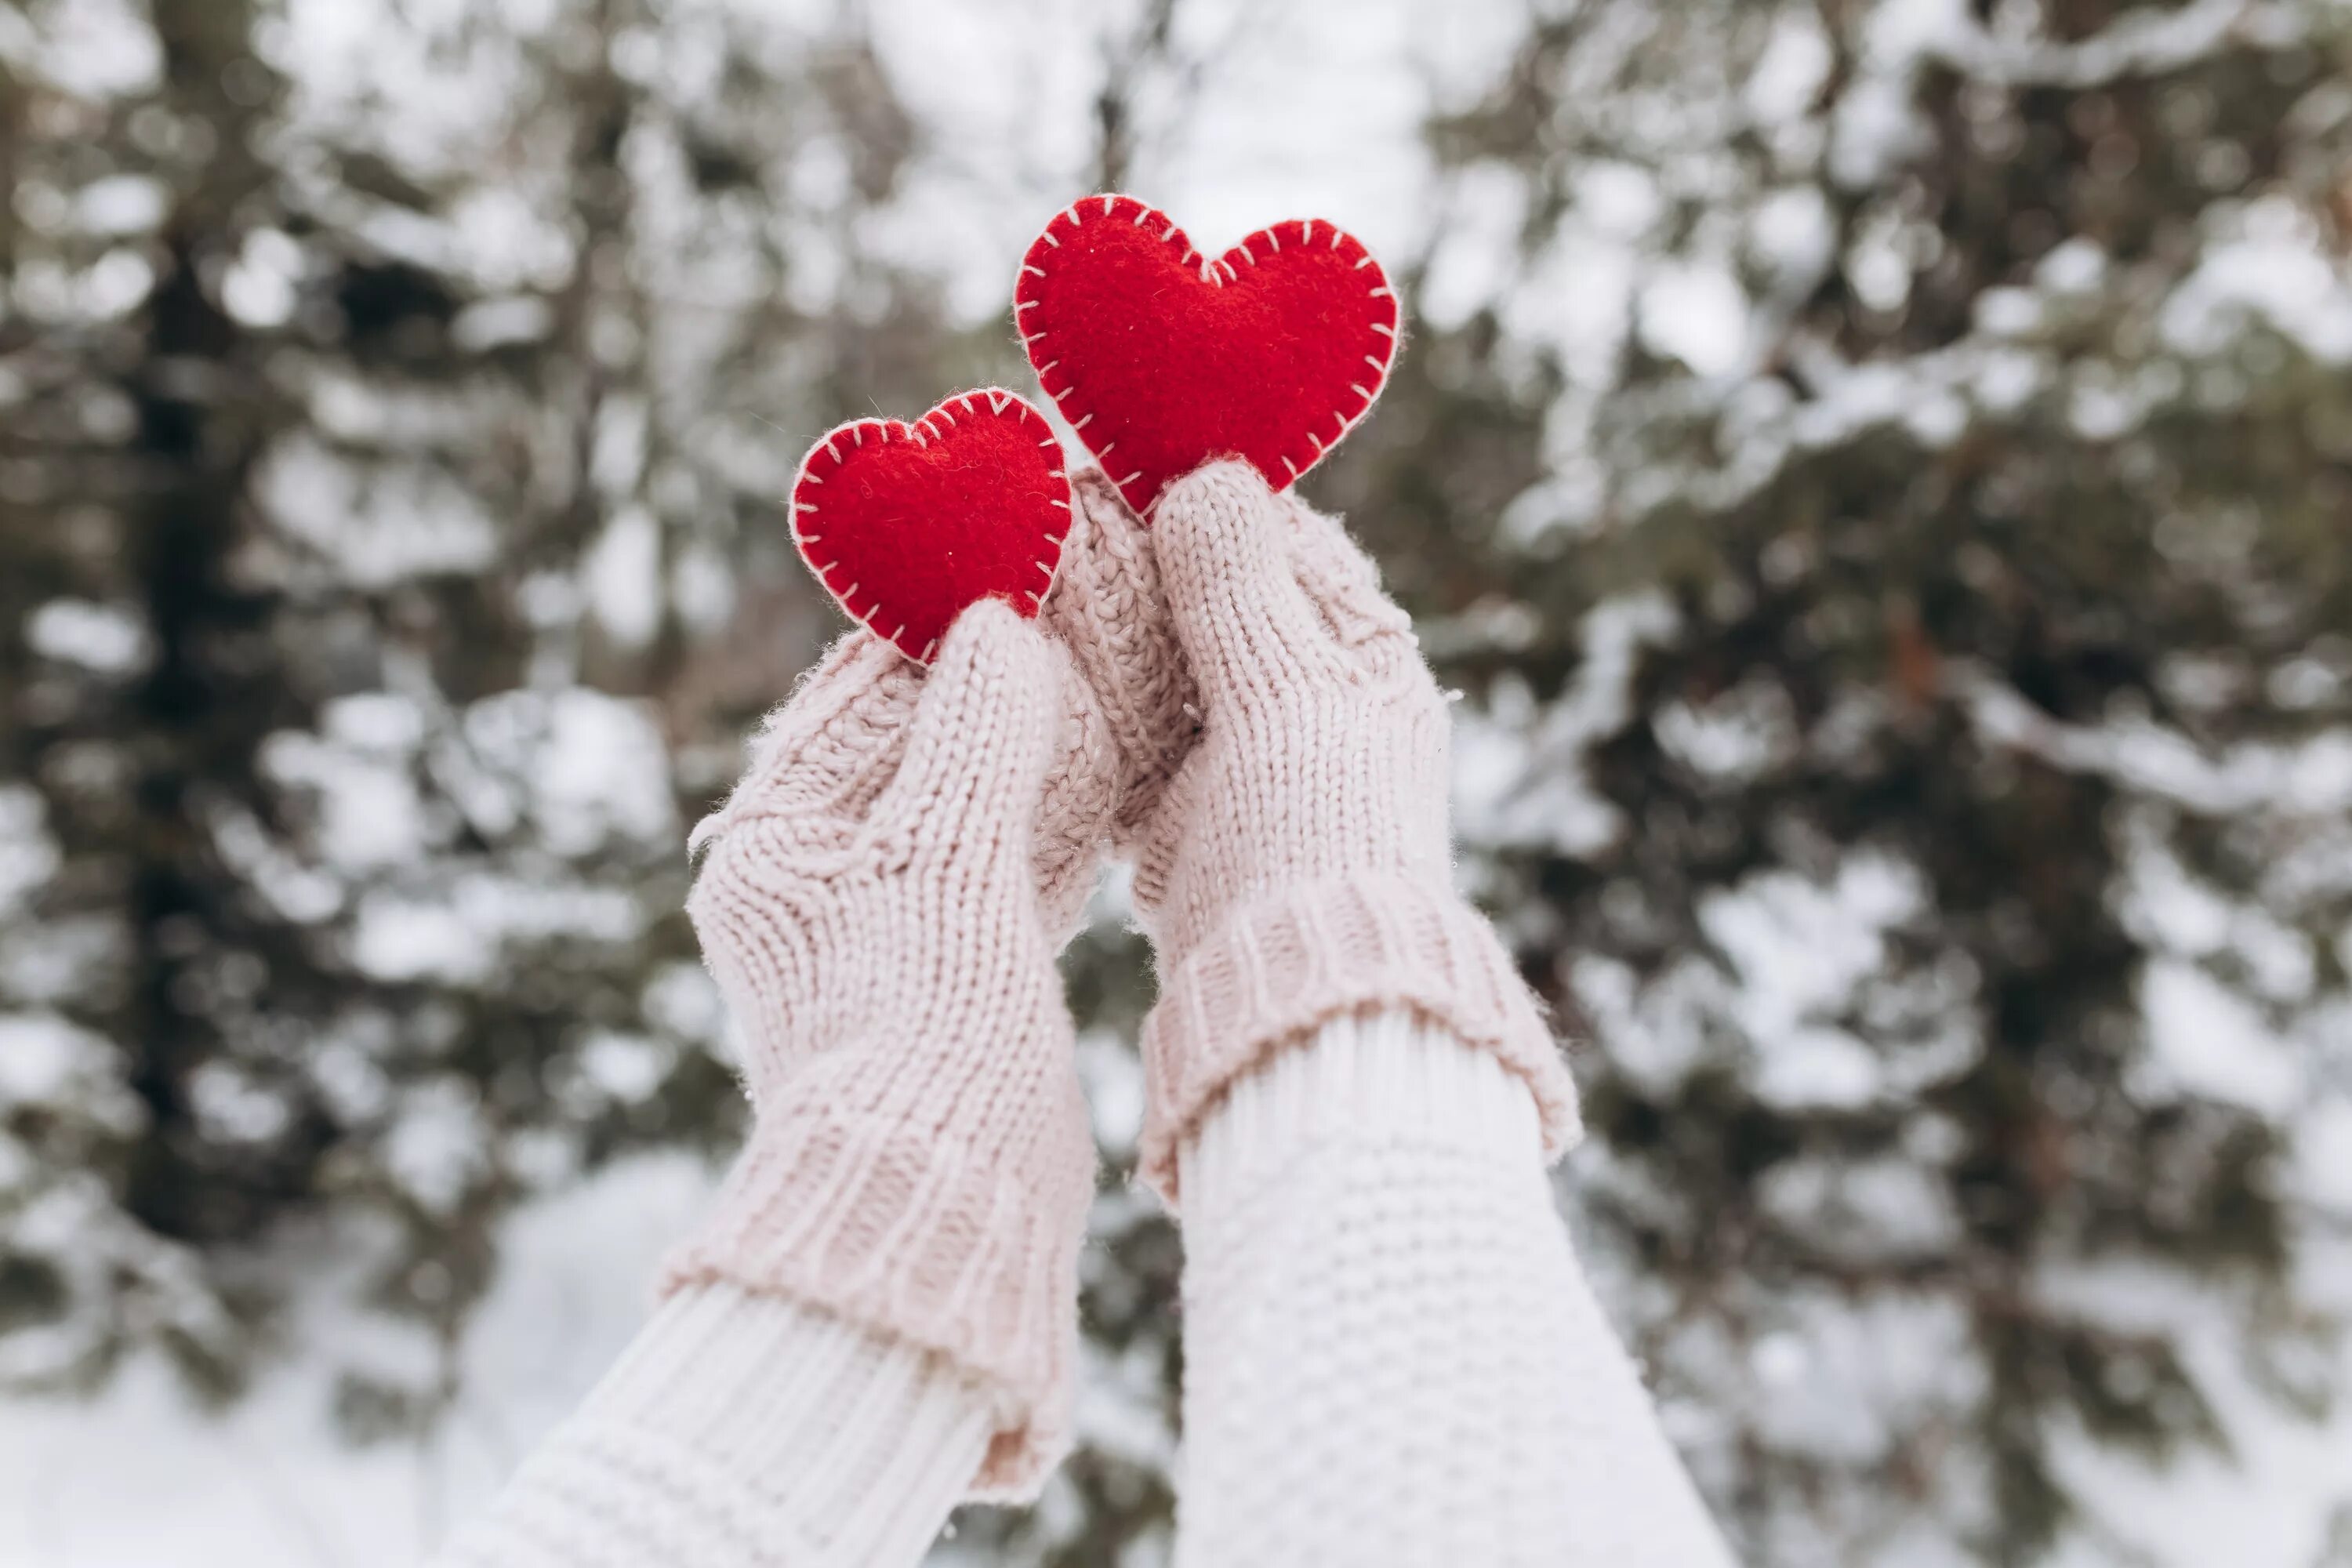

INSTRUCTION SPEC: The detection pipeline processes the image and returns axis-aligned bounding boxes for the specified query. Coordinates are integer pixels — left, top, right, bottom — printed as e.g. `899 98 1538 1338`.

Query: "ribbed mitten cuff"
1138 873 1581 1201
659 1105 1085 1498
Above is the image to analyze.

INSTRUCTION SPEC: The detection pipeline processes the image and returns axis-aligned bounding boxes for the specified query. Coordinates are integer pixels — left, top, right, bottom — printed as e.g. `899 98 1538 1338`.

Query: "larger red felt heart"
1015 194 1400 518
790 389 1070 664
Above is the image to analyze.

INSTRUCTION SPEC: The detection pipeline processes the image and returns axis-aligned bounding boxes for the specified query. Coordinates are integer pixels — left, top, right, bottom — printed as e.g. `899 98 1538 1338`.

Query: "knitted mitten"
1131 459 1581 1200
1040 468 1199 848
661 600 1108 1499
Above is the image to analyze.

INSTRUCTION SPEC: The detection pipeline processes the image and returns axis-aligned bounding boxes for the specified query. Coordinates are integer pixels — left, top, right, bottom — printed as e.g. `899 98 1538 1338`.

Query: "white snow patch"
1076 1028 1145 1161
262 728 429 873
350 875 643 985
1420 160 1530 332
584 506 664 648
2162 230 2352 365
258 435 499 587
24 599 150 677
2297 1098 2352 1212
0 785 62 916
0 1154 715 1567
2140 960 2303 1117
383 1079 491 1216
0 1014 132 1115
1639 260 1751 377
1753 1027 1885 1112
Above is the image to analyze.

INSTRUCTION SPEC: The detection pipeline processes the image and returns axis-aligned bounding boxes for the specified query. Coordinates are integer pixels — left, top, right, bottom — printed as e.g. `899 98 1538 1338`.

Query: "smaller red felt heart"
791 389 1070 664
1016 195 1400 518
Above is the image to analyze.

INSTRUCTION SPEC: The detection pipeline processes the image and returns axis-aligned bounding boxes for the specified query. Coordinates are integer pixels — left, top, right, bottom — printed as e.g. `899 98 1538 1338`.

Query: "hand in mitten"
662 599 1112 1497
1040 469 1199 848
1129 459 1581 1199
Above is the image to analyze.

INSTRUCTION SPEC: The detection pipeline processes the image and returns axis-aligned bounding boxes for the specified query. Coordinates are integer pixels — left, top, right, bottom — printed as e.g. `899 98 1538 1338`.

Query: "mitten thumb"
872 596 1062 871
1152 459 1338 710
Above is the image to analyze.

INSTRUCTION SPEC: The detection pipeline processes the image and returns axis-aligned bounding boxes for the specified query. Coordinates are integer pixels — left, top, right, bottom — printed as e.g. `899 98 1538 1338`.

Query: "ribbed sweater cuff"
1138 873 1581 1202
431 1283 993 1568
1180 1008 1548 1210
658 1105 1082 1498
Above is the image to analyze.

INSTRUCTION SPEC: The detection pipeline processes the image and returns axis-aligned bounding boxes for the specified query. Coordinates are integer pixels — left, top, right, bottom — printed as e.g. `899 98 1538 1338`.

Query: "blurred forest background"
2 0 2351 1563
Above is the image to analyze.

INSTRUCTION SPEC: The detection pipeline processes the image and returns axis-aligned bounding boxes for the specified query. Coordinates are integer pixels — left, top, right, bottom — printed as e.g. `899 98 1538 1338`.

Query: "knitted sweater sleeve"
423 1282 993 1568
429 1004 1736 1568
1174 1007 1741 1568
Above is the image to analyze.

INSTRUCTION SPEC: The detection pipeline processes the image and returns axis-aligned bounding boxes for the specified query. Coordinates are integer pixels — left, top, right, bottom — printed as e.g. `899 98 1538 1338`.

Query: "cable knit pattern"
660 601 1104 1497
1040 466 1200 846
430 1283 994 1568
1176 1012 1740 1568
1131 459 1579 1198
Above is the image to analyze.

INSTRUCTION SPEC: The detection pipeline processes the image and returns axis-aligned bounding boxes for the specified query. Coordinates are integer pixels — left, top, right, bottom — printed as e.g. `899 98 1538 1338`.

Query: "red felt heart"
1014 194 1400 518
790 389 1070 664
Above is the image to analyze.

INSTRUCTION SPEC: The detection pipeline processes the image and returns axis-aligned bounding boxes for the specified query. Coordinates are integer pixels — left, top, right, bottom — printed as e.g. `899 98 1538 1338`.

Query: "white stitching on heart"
789 389 1070 664
1013 194 1402 517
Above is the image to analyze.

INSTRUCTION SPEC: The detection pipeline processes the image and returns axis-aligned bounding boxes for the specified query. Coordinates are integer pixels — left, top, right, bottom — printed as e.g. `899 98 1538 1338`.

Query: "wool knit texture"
435 1014 1736 1568
1177 1012 1740 1568
661 601 1109 1498
1040 466 1200 847
428 1283 993 1568
1131 459 1581 1199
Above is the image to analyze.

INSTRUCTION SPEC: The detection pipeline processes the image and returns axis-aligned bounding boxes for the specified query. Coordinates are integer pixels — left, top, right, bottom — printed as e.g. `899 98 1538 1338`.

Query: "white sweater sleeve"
430 1011 1735 1568
1174 1009 1740 1568
426 1282 993 1568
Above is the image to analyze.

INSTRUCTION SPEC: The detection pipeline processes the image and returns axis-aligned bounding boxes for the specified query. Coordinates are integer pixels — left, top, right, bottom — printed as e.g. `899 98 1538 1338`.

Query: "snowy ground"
2 1143 2347 1567
0 1154 710 1566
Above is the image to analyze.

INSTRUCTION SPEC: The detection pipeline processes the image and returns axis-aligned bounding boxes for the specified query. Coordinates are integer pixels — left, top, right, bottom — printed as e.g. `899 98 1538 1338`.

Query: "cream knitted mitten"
1131 459 1581 1200
1040 468 1200 848
661 600 1107 1498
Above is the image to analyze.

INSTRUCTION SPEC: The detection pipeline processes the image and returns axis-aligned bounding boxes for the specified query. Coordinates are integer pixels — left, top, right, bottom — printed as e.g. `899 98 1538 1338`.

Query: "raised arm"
430 601 1113 1568
1125 462 1740 1567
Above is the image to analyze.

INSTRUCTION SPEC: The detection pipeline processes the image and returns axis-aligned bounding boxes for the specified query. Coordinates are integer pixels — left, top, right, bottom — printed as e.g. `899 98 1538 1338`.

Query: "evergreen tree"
0 0 972 1433
1321 1 2352 1560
